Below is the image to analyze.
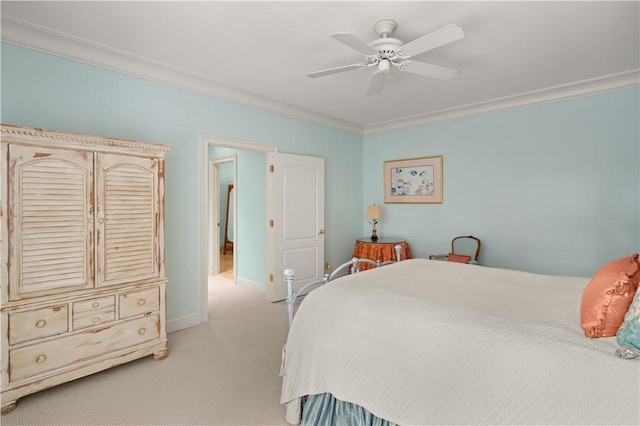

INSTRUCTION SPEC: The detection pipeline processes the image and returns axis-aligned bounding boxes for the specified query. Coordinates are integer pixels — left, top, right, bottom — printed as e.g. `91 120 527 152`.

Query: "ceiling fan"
308 19 465 96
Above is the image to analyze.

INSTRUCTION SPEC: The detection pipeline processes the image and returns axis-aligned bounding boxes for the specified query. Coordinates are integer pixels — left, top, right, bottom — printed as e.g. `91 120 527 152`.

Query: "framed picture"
384 155 443 204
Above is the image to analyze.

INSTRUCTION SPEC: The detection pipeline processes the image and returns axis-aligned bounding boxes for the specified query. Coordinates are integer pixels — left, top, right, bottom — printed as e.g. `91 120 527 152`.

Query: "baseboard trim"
236 277 266 294
167 313 201 334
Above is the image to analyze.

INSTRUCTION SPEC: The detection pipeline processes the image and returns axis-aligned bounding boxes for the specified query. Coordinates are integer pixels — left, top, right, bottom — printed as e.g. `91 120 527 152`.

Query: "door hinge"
269 274 274 282
269 165 274 173
269 219 274 227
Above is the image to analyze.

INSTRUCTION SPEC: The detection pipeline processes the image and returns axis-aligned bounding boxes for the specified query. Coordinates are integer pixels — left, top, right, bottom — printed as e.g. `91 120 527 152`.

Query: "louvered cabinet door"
8 145 94 300
95 154 159 287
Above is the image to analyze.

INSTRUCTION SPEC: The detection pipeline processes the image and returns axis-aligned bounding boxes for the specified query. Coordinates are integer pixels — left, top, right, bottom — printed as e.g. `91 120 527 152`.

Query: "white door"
267 153 324 302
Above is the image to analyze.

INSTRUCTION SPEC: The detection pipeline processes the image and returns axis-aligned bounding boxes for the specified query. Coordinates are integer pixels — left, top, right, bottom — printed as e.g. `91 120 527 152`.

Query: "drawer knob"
35 320 46 328
138 328 146 335
36 354 47 363
92 317 100 323
137 298 146 306
92 302 100 308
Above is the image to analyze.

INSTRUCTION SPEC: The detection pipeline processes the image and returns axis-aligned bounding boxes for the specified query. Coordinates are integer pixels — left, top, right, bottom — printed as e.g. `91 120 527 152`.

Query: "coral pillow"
616 286 640 359
448 253 471 263
580 254 640 338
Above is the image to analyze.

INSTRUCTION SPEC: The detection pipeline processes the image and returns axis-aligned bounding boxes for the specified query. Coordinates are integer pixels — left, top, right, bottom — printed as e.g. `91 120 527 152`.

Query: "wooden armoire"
0 125 172 414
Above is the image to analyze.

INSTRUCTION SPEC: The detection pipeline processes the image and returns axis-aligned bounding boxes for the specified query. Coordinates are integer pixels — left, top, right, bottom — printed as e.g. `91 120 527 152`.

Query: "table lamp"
365 204 382 242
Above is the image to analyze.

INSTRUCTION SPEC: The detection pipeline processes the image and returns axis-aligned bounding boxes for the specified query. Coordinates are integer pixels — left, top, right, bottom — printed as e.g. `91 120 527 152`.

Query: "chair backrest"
451 235 481 263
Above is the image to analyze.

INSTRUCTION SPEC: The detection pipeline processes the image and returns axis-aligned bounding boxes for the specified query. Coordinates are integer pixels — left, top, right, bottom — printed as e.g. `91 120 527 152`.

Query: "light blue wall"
1 44 364 324
363 88 640 277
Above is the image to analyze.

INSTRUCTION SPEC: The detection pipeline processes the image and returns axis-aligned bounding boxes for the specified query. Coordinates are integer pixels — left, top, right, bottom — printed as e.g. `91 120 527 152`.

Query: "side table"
352 238 412 271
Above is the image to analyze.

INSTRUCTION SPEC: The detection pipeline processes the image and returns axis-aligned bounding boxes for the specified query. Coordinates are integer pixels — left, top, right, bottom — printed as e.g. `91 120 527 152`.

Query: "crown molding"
1 17 363 135
2 17 638 138
363 69 640 135
1 123 172 156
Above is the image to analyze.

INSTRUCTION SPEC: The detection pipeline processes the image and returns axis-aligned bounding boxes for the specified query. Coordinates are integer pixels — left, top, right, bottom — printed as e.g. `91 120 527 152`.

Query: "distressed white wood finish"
10 313 161 381
72 295 115 329
96 153 159 287
8 304 69 345
8 144 94 300
0 125 171 415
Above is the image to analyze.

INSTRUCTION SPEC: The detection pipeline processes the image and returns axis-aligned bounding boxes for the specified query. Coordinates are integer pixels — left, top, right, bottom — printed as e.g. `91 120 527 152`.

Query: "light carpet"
2 275 290 425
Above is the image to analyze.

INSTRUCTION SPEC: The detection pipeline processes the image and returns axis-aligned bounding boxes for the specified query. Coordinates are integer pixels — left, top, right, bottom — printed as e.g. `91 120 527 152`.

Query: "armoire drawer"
73 296 116 330
9 314 160 382
8 305 69 345
119 287 160 319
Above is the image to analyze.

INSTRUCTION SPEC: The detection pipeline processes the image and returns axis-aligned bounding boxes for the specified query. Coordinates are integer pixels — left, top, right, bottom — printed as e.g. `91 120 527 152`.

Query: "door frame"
199 134 277 324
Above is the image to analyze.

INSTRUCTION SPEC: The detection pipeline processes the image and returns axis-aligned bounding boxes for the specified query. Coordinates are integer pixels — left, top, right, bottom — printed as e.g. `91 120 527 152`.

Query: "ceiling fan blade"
366 71 388 96
332 32 379 55
307 63 366 78
399 24 464 57
400 61 458 80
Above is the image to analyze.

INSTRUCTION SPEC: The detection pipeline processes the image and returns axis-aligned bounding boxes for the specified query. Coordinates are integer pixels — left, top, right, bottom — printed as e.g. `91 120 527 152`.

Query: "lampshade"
365 204 382 219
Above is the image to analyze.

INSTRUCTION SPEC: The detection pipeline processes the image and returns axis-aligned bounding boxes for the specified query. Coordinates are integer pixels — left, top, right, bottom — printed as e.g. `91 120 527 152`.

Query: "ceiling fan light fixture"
378 59 391 73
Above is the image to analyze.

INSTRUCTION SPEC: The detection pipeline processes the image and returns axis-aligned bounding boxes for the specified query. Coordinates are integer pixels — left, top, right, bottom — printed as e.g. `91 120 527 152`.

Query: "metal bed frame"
283 245 403 329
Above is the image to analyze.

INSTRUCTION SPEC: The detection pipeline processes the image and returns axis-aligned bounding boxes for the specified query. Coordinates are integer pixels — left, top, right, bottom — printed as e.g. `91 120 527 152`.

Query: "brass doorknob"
318 229 325 235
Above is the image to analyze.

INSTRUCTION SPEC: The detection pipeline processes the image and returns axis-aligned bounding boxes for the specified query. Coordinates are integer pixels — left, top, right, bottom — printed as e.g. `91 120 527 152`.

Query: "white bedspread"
280 259 640 425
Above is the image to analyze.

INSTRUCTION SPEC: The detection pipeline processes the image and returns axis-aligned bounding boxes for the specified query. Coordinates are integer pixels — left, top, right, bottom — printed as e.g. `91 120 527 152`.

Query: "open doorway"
208 157 237 320
219 183 234 279
200 136 326 323
210 158 235 280
200 134 278 325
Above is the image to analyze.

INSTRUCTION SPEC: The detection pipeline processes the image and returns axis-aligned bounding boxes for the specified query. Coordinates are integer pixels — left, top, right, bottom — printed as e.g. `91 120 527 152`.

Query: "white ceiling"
2 1 639 134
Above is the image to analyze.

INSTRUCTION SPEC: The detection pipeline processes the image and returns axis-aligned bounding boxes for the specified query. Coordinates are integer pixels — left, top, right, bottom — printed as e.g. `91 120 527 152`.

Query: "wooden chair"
429 235 481 264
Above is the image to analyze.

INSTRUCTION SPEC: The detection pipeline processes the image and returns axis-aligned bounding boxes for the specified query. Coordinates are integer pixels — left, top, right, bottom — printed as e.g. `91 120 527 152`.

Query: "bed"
280 258 640 425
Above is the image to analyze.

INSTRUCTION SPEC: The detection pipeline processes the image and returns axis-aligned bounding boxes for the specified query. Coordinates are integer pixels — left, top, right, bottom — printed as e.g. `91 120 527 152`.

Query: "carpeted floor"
2 276 290 425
